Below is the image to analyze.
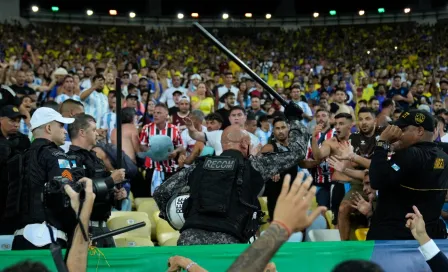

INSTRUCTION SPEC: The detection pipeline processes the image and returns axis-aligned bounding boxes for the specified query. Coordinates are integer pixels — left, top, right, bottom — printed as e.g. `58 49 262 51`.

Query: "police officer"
368 109 448 240
0 105 31 228
154 102 308 245
66 113 125 247
4 107 78 250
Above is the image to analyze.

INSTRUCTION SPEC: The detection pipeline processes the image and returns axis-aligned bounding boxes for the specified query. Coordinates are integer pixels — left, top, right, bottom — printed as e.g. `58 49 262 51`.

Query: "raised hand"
334 141 354 160
327 156 346 173
350 192 372 217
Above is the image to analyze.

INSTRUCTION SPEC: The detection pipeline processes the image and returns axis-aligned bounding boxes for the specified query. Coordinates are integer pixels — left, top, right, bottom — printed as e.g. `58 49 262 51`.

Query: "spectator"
55 75 81 104
191 82 214 115
80 75 108 129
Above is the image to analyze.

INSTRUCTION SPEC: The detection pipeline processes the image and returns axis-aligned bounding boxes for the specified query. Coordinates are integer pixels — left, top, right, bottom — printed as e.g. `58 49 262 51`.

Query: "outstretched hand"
334 142 354 161
184 117 195 131
327 156 346 173
405 205 430 245
273 172 327 233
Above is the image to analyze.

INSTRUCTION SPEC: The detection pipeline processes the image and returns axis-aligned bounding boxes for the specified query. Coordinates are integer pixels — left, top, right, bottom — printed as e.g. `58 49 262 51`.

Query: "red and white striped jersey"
306 128 336 184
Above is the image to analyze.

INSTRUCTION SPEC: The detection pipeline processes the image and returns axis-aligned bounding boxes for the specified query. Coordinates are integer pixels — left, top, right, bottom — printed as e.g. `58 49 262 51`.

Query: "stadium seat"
137 200 160 240
129 191 135 210
307 229 341 242
258 197 270 232
0 235 14 251
134 197 156 210
355 228 369 241
156 218 180 245
107 212 151 237
161 237 179 246
324 210 335 229
153 211 160 225
114 235 154 247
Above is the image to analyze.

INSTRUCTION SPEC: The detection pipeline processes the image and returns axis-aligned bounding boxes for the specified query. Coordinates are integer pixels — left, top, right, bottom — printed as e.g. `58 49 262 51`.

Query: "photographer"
66 113 125 247
3 107 77 250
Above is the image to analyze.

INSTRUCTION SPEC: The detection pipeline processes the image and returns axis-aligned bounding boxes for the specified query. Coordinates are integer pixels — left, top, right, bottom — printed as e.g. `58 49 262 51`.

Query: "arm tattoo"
227 224 289 272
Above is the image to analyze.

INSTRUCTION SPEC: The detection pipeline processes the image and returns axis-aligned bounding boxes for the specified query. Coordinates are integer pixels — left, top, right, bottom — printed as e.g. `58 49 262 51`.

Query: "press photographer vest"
182 150 263 242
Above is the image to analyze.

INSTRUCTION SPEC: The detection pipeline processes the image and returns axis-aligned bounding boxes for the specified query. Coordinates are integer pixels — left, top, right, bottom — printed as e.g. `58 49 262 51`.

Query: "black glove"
284 101 303 121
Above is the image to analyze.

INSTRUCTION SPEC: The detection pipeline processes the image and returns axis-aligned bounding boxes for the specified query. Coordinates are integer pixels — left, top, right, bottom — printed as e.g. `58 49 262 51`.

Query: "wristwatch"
376 140 390 151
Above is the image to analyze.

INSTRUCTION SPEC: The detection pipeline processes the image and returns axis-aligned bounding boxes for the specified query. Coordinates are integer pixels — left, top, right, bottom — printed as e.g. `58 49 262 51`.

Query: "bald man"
154 102 309 245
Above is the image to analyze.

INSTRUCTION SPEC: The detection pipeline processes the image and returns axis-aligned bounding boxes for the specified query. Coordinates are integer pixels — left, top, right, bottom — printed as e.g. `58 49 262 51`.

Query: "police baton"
114 77 123 210
192 22 288 107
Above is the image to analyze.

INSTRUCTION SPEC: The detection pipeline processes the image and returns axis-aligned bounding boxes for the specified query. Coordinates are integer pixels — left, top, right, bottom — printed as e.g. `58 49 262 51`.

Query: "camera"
43 177 115 221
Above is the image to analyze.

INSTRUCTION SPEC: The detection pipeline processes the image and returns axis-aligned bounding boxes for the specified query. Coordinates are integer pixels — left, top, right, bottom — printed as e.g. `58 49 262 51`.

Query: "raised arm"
185 117 206 143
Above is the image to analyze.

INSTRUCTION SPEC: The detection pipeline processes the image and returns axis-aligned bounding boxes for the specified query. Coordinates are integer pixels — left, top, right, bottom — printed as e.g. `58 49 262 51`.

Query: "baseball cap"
30 107 75 131
126 93 139 100
54 68 68 76
190 74 201 80
0 105 26 119
179 95 190 103
172 90 183 96
393 109 434 132
139 76 149 82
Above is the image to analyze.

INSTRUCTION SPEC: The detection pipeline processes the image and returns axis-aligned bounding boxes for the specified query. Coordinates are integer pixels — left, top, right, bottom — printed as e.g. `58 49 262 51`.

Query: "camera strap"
46 224 69 272
77 189 89 242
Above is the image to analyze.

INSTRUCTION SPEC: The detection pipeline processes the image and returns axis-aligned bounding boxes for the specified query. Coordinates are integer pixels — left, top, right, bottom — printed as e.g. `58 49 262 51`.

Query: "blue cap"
137 135 174 162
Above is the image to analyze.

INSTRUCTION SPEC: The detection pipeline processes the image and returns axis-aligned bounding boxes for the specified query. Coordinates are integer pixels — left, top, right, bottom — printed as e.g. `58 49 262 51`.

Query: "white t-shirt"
159 86 187 108
182 125 207 156
204 130 260 156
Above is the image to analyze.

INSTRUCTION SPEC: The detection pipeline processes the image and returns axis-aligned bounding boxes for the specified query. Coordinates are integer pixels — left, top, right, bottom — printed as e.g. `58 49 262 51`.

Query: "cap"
54 68 68 76
440 79 448 85
139 76 149 81
190 74 201 80
179 95 190 103
0 105 26 119
30 107 75 131
126 93 139 100
172 90 183 96
137 135 174 162
394 109 434 132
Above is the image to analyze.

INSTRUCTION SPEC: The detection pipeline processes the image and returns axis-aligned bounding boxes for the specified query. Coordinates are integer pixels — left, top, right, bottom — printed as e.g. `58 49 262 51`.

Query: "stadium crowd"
2 20 448 271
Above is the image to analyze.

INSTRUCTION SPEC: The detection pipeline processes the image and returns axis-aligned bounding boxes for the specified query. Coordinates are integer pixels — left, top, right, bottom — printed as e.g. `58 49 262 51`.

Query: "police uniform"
0 106 31 228
3 107 76 250
154 117 309 246
368 110 448 240
67 145 116 247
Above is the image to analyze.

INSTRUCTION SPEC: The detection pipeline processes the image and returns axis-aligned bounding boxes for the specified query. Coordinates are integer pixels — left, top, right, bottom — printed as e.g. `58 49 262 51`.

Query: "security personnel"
154 102 309 245
0 105 31 226
3 107 77 250
66 113 125 247
368 109 448 240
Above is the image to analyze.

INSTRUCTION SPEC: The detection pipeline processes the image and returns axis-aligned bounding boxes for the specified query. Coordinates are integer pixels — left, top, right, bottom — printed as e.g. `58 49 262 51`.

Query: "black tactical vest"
182 150 263 242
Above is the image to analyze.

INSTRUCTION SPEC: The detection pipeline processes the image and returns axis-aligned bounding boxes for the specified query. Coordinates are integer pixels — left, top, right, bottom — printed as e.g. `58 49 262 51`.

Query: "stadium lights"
265 13 272 19
129 12 136 18
245 13 252 18
223 13 229 19
394 46 398 50
404 8 411 13
177 13 184 19
329 10 336 16
51 6 59 12
367 50 371 54
378 8 385 13
86 10 93 16
31 6 39 12
359 10 365 16
109 10 117 16
191 13 199 18
313 12 319 18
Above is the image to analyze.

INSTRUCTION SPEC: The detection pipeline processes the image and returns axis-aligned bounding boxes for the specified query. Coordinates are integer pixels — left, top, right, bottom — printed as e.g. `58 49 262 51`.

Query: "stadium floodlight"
177 13 184 19
394 46 398 50
86 10 93 16
404 8 411 13
31 6 39 12
313 12 319 18
109 10 117 16
51 6 59 12
191 13 199 18
329 10 336 16
129 12 136 18
223 13 229 19
367 50 371 54
359 10 365 16
245 13 252 18
265 13 272 19
378 8 385 13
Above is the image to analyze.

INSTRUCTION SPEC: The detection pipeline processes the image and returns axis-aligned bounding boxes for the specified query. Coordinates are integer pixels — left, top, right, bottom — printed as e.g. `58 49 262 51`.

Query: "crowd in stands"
2 20 448 270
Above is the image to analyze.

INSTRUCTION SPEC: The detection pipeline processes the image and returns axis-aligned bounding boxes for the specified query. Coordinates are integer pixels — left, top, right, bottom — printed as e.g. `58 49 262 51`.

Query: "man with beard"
260 116 298 217
368 97 380 113
376 99 395 128
300 108 336 210
411 83 431 109
311 113 353 226
331 89 355 120
334 107 383 240
171 95 191 132
216 92 235 130
80 75 108 129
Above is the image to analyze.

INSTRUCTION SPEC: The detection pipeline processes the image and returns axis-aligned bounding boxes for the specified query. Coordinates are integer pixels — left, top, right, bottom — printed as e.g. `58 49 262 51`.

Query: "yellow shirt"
361 87 375 102
103 85 115 96
267 79 283 88
192 96 214 115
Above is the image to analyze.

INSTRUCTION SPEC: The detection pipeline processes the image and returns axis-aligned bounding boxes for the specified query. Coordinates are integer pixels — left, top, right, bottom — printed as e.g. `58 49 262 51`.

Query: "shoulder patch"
203 157 237 171
434 158 445 169
52 151 67 158
58 159 71 169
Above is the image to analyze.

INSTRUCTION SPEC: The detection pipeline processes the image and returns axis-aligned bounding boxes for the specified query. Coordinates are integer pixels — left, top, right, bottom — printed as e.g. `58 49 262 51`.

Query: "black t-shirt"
216 108 231 130
10 84 36 96
169 106 179 116
349 127 384 159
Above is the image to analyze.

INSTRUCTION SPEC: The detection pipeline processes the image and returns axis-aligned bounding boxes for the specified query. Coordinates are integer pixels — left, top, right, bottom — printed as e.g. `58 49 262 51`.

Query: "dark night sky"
20 0 448 17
